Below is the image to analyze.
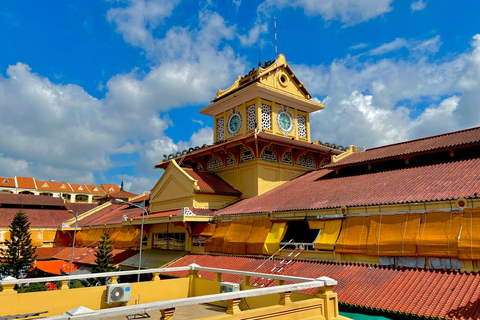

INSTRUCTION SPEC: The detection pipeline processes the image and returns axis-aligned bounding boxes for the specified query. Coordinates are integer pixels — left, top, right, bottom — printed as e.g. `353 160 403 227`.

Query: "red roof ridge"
364 125 480 153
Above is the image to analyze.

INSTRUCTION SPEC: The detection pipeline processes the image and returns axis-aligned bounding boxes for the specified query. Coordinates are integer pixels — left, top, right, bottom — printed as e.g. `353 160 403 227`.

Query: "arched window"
207 156 223 170
240 146 254 162
261 146 277 162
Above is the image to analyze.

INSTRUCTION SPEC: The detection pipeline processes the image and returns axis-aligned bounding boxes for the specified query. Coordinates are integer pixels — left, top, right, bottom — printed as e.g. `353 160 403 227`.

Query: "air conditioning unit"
220 282 240 293
105 283 132 304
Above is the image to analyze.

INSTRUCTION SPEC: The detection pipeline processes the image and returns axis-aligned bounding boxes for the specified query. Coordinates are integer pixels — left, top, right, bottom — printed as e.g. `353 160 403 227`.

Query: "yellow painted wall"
215 160 308 198
147 222 192 251
0 278 189 317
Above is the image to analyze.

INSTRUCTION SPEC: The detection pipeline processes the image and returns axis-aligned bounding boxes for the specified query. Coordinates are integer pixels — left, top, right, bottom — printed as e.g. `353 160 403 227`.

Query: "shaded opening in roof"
281 221 319 244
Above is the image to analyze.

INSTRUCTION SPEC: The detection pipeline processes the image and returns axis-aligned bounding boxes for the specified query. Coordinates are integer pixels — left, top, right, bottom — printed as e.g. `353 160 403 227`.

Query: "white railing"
1 264 337 320
0 263 336 287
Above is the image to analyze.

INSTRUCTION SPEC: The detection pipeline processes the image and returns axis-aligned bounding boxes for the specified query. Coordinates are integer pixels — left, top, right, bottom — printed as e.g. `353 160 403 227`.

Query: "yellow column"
0 283 17 315
60 280 70 290
110 276 119 284
279 291 292 306
188 269 200 297
160 308 175 319
226 298 242 315
151 273 160 282
214 272 223 282
315 286 339 320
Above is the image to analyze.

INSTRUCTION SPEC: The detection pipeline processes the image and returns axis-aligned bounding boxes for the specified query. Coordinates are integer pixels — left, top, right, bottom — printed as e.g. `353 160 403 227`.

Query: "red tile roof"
54 247 137 265
328 126 480 169
77 204 126 227
0 208 72 227
183 168 241 196
66 202 98 215
0 193 65 207
16 176 36 189
168 254 480 320
155 132 341 169
257 132 342 154
0 177 15 188
35 247 69 259
217 157 480 215
95 190 138 201
146 208 215 219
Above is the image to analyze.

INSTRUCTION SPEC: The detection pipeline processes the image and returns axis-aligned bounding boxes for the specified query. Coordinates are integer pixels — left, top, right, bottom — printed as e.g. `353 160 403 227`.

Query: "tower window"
261 104 271 130
298 114 307 139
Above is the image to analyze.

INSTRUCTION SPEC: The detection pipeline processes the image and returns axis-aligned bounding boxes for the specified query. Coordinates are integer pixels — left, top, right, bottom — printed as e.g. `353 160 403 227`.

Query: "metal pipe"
67 210 78 278
115 198 148 282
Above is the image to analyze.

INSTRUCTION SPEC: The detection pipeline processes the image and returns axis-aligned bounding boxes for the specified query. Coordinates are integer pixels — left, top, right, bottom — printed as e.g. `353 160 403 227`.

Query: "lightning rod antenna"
274 17 278 89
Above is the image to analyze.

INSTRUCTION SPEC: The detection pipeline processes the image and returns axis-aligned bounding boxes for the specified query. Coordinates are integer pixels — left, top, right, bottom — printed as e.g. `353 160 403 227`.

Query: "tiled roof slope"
77 204 125 227
0 208 71 227
35 247 68 259
145 208 215 219
184 168 241 195
66 202 98 215
0 177 15 187
328 126 480 168
217 157 480 215
16 176 36 189
36 181 73 192
0 193 65 207
168 254 480 320
54 247 137 265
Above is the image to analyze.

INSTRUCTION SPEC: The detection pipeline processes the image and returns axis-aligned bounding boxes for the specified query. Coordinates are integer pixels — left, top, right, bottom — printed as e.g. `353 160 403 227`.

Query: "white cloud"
411 0 428 12
296 35 480 148
107 0 180 53
0 154 31 177
122 174 157 194
259 0 393 26
349 43 369 50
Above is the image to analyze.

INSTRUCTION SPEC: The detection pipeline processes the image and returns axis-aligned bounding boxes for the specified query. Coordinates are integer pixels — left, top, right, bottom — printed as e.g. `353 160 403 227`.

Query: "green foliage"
91 232 118 285
70 280 84 289
0 211 37 278
17 282 47 293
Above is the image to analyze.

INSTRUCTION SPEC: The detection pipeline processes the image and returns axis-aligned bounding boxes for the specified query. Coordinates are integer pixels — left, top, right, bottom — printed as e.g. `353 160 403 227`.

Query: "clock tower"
200 54 324 144
154 54 347 201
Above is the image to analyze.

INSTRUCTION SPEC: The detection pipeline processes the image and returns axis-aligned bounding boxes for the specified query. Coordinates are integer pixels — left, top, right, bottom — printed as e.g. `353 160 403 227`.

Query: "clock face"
228 114 241 134
278 112 291 131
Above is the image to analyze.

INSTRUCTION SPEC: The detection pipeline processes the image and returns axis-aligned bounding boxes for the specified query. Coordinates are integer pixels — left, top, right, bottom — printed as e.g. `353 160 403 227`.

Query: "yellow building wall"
0 278 190 317
215 160 309 198
146 223 192 251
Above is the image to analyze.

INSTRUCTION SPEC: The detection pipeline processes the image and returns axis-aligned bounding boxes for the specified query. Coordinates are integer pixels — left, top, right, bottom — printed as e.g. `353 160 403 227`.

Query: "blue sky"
0 0 479 193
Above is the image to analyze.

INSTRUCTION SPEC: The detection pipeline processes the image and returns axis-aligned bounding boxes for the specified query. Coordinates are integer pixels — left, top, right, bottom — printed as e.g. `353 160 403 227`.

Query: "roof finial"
120 173 124 191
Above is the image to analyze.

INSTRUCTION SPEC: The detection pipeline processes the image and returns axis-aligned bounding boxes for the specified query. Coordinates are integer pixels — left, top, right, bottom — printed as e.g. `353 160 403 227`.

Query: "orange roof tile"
0 177 15 188
33 260 78 275
69 183 90 193
16 176 36 189
101 184 120 193
36 181 73 192
168 254 480 320
85 185 105 194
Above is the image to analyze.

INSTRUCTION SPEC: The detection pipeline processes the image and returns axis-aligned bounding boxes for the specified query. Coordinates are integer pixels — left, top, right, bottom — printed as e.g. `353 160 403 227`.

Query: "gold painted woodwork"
150 160 240 212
